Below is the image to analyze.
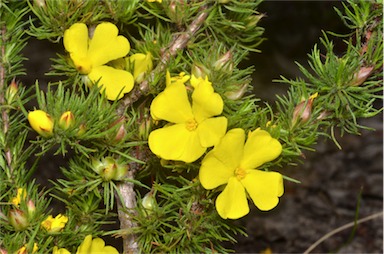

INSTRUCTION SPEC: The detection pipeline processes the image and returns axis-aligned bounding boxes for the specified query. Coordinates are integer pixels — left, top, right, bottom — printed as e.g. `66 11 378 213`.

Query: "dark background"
21 1 383 253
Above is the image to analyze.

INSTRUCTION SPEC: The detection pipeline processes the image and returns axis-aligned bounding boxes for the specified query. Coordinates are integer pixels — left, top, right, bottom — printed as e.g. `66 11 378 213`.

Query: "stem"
117 168 139 254
117 3 210 116
115 5 211 252
0 24 13 174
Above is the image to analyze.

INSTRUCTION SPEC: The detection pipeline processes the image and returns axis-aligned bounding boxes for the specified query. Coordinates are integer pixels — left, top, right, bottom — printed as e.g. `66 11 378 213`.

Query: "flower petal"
64 23 88 60
90 238 106 252
197 116 227 147
240 129 282 169
199 151 233 190
129 52 153 82
216 177 249 219
88 65 134 100
77 235 93 254
191 75 224 122
212 128 245 169
148 124 206 163
241 169 284 211
88 22 130 66
199 128 244 190
150 81 193 123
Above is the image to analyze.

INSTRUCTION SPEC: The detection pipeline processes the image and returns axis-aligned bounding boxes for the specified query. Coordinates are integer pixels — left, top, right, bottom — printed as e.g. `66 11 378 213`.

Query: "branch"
0 24 13 174
117 3 210 116
115 5 211 253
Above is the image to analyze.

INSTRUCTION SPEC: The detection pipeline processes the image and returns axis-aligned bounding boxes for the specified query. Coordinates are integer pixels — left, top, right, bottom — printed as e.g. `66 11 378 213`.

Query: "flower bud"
77 123 87 136
101 159 117 181
245 14 264 29
142 192 156 213
91 157 128 181
6 79 18 104
191 63 210 79
213 51 233 73
225 83 248 100
28 110 54 137
33 0 45 7
59 111 75 130
167 0 186 24
27 200 36 218
351 66 374 86
138 108 152 140
9 209 29 231
292 93 318 125
108 117 127 143
129 52 153 83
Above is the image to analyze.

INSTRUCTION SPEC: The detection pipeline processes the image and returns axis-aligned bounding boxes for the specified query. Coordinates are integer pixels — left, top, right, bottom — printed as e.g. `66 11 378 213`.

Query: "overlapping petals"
199 128 284 219
64 22 134 100
148 73 227 163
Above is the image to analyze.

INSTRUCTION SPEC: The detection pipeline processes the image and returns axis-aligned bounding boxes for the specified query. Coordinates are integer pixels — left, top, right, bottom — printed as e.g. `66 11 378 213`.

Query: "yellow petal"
216 177 249 219
148 124 206 163
28 110 54 137
241 169 284 211
90 238 106 252
103 246 119 254
212 128 245 169
199 151 233 190
88 22 130 67
88 65 134 100
150 81 193 123
129 52 153 83
76 235 93 254
191 75 223 122
240 129 282 169
64 23 88 60
197 116 227 147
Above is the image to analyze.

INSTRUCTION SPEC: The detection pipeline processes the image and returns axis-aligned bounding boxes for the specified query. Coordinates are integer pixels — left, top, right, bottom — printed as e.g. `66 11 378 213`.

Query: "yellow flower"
199 128 284 219
76 235 119 254
11 188 26 206
148 73 227 163
64 22 134 100
129 52 153 83
17 243 38 254
147 0 162 3
53 246 71 254
41 214 68 233
28 110 54 137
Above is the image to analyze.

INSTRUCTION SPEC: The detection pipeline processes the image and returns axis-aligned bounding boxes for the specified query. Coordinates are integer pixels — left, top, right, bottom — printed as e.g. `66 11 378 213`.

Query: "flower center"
185 118 198 131
235 167 247 180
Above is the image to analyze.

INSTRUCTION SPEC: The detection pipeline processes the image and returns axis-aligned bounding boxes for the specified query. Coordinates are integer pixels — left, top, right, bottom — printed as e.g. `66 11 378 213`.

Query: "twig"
117 3 210 116
0 24 13 174
303 211 383 254
115 5 211 253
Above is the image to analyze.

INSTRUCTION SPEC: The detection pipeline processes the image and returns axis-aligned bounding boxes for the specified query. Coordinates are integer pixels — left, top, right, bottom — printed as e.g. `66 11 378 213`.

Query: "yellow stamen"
235 167 246 180
185 119 198 131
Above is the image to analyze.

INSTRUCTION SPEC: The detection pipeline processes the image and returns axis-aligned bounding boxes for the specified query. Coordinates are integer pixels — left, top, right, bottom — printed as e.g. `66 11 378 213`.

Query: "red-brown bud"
9 209 29 231
351 66 374 86
292 93 318 125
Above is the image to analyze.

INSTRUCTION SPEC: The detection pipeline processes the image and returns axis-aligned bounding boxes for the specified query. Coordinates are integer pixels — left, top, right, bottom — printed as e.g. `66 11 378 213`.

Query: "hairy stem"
117 3 210 116
115 5 211 253
0 24 13 174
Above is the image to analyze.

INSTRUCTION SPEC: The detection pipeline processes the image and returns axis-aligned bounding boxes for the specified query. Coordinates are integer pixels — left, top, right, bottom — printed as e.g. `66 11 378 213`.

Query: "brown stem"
115 5 211 253
0 24 13 173
117 3 210 116
117 169 139 254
